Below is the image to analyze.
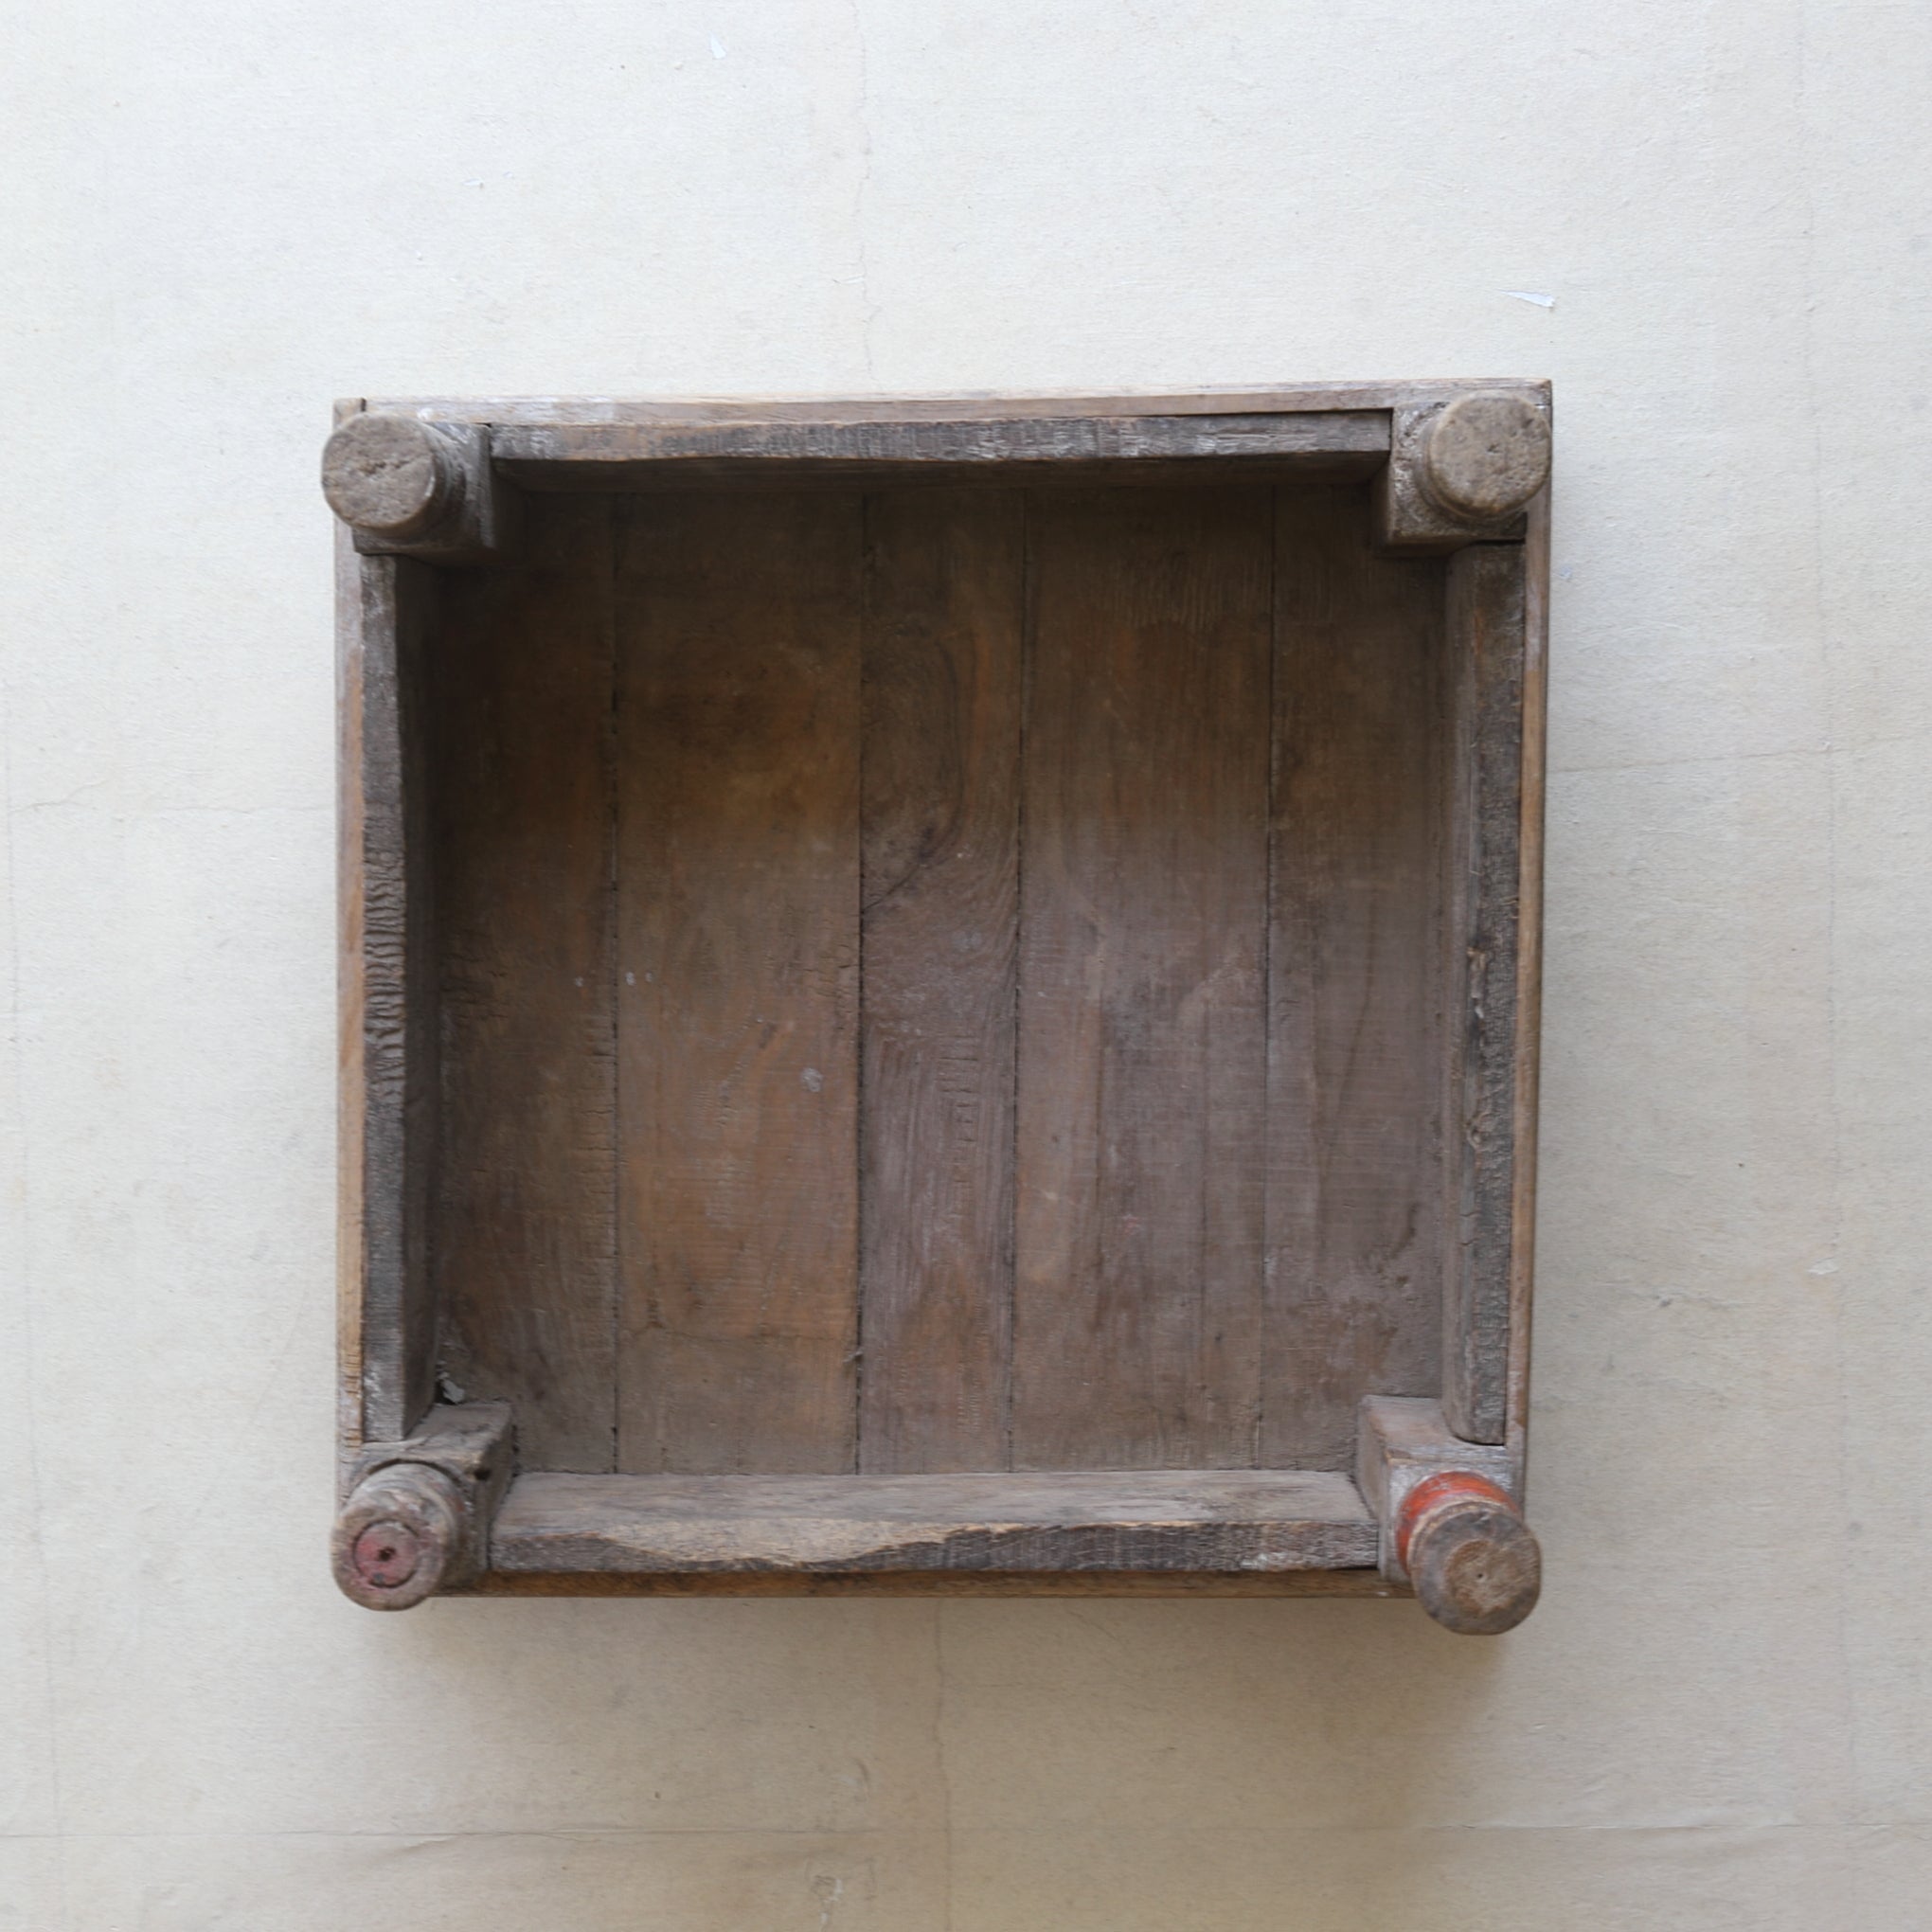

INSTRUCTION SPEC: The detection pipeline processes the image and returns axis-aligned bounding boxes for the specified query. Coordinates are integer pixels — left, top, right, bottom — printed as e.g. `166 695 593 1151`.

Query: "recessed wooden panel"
430 497 617 1472
1012 488 1274 1470
859 490 1024 1472
614 492 863 1476
1263 487 1447 1470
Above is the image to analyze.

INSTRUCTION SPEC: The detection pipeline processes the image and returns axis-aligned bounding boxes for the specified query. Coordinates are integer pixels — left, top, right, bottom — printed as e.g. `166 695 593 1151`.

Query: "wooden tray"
328 384 1550 1634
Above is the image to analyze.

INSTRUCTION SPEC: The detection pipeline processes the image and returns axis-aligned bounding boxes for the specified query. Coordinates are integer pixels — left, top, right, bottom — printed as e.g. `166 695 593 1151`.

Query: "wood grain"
859 490 1023 1470
1012 488 1272 1469
467 1567 1399 1599
431 495 617 1470
1264 487 1447 1469
616 492 863 1475
1441 545 1529 1443
348 550 441 1445
490 1467 1376 1574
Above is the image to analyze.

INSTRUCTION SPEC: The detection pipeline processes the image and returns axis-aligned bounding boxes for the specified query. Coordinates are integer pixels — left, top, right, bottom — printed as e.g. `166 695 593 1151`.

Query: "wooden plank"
335 519 369 1467
490 1468 1377 1575
1441 545 1530 1443
1012 488 1272 1469
1263 487 1448 1470
348 549 441 1446
469 1568 1399 1598
491 413 1386 475
615 492 863 1475
431 495 617 1471
497 456 1385 495
367 379 1547 428
859 490 1023 1471
1510 493 1551 1452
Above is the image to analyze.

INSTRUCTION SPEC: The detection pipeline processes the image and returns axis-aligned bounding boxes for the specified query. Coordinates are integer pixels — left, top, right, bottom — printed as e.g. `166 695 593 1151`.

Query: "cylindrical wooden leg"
1415 391 1551 524
321 413 466 543
1396 1472 1542 1635
331 1462 467 1611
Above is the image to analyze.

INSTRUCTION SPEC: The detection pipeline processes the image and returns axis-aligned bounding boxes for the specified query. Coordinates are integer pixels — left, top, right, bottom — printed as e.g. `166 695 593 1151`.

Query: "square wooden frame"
331 383 1550 1631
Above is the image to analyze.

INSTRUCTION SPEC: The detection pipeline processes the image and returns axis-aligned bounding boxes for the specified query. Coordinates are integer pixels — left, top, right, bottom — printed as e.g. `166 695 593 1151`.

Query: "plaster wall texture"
4 3 1929 1926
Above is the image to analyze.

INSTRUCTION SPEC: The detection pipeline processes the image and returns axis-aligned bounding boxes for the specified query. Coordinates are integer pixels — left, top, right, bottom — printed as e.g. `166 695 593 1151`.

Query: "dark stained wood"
489 1467 1376 1575
615 492 863 1475
859 491 1023 1471
347 549 441 1446
1441 545 1529 1444
1263 488 1447 1471
430 495 617 1471
1012 488 1272 1470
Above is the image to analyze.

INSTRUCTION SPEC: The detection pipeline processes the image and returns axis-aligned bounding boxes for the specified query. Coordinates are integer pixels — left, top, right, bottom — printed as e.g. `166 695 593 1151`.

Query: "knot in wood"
322 414 463 539
1417 393 1550 522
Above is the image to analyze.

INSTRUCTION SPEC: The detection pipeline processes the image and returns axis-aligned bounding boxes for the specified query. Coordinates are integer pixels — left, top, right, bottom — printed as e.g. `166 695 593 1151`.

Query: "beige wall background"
5 3 1929 1925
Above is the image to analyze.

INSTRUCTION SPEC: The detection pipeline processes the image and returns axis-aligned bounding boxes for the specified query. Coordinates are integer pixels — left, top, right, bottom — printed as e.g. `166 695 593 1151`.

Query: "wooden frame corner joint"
1356 1395 1540 1635
322 412 514 564
1375 387 1551 553
331 1402 515 1610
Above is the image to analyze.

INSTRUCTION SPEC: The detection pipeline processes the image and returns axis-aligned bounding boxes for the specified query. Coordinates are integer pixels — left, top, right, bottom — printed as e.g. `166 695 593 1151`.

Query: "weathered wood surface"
337 383 1552 1558
1440 546 1530 1444
615 492 863 1474
490 412 1386 478
363 379 1542 426
333 1402 514 1610
1012 488 1272 1469
1395 1470 1541 1635
344 550 440 1446
324 413 512 560
467 1567 1400 1599
1510 490 1551 1453
491 1467 1376 1574
859 491 1022 1470
1263 488 1446 1469
1354 1394 1519 1582
432 496 617 1471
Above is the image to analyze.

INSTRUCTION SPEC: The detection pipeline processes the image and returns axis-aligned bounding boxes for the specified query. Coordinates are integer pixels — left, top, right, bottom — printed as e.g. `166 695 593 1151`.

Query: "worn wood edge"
488 414 1387 472
1440 545 1528 1443
335 507 367 1477
456 1569 1405 1599
1356 1396 1521 1583
360 380 1549 427
1510 487 1550 1462
487 1470 1379 1575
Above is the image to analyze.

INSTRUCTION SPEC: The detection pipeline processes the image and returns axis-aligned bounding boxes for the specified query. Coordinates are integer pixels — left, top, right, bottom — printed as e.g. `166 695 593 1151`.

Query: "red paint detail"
1395 1471 1517 1571
351 1520 423 1589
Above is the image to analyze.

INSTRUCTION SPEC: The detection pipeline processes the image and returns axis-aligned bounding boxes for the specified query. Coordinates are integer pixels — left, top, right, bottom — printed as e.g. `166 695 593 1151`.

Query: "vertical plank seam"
1257 486 1279 1469
1008 489 1031 1474
605 494 622 1476
853 492 870 1476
